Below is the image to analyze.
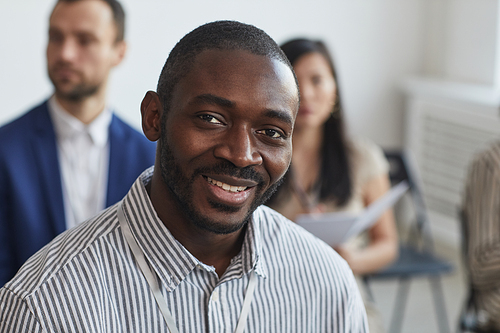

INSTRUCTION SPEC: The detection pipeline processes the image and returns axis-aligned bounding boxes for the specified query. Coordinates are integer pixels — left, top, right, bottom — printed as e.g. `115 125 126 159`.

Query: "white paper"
296 181 409 246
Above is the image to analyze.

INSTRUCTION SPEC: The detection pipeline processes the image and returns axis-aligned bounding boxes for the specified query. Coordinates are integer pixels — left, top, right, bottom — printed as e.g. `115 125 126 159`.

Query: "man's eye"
260 129 283 139
79 37 91 46
77 34 96 47
199 114 222 124
48 33 63 44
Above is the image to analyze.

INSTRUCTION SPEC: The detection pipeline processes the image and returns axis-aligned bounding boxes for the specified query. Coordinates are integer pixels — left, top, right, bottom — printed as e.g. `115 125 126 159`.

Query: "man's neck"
147 171 247 278
183 225 247 277
55 92 107 125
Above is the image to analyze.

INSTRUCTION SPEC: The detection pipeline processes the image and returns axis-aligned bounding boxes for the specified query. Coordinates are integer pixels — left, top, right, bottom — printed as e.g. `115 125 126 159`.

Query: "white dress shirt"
0 167 368 332
48 96 112 229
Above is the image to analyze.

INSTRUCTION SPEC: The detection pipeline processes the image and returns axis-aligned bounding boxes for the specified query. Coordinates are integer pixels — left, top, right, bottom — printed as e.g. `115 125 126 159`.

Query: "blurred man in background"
0 0 156 286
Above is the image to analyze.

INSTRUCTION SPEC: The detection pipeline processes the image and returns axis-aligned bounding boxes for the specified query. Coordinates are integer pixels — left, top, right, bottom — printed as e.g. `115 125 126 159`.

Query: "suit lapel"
106 114 124 206
32 103 66 235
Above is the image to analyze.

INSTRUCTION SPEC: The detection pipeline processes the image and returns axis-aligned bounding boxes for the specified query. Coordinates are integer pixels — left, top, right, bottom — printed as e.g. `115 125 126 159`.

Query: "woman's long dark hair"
267 38 352 207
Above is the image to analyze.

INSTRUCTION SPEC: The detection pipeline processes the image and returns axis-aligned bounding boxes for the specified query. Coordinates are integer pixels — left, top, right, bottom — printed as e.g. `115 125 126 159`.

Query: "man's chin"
189 203 253 235
54 84 99 102
192 182 279 235
192 216 250 235
207 199 243 214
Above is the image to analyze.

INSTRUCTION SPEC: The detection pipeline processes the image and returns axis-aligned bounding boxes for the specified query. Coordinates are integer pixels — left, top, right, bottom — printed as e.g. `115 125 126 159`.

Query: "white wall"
444 0 498 84
402 0 500 247
422 0 499 85
0 0 426 148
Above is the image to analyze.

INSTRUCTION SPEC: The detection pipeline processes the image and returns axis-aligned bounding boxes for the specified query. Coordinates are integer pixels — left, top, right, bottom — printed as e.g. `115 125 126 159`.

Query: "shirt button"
211 290 219 302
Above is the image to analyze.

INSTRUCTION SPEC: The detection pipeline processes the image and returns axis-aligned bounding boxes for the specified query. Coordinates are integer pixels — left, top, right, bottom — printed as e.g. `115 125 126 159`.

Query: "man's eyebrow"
192 94 293 125
264 109 294 126
193 94 234 108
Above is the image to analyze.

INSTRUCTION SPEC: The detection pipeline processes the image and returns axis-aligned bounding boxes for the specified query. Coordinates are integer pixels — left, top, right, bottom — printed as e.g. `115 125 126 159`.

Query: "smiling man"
0 21 368 332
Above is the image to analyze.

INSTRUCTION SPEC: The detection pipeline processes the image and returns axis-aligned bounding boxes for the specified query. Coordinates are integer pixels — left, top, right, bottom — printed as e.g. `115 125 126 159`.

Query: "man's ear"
141 91 162 142
111 40 127 67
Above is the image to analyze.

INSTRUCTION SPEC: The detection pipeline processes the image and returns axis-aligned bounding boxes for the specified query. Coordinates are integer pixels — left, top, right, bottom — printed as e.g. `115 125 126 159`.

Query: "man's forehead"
191 48 281 72
168 49 298 115
189 49 298 99
49 1 115 35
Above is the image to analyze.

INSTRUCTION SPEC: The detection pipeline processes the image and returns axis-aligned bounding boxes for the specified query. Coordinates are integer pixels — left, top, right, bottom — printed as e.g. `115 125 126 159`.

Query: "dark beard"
48 65 99 102
159 129 282 235
55 83 99 102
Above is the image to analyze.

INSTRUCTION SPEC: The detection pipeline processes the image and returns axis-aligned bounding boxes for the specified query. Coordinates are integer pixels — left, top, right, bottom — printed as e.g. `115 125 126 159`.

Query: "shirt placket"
208 281 235 333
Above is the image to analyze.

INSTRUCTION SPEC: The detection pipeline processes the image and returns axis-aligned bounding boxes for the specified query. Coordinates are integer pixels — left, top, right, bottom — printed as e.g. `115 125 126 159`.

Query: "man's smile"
201 174 259 206
206 176 248 193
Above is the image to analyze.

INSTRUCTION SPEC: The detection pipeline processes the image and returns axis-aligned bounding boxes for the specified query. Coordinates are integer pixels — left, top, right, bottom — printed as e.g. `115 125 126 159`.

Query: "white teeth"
206 177 247 193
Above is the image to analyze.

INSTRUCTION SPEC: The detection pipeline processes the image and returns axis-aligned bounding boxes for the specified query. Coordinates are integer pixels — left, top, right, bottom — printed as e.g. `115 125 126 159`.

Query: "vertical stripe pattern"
463 141 500 330
0 167 368 332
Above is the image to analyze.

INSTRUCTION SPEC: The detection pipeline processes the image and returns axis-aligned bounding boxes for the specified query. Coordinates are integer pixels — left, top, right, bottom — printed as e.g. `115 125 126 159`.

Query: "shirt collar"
48 95 112 147
121 167 267 292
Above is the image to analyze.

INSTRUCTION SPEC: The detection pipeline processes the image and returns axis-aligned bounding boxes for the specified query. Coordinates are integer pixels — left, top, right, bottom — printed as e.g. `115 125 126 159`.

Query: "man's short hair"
57 0 125 42
156 20 296 116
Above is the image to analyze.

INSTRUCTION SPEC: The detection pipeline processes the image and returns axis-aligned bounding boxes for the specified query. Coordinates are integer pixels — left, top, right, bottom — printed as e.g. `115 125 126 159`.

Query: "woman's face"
293 52 337 130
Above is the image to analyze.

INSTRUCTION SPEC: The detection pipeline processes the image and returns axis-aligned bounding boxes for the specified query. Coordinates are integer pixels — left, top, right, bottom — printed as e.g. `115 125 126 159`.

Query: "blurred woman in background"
267 38 398 332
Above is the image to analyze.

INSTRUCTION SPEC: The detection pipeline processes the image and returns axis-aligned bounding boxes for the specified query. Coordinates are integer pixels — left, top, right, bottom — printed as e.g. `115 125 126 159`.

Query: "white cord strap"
234 270 257 333
118 201 179 333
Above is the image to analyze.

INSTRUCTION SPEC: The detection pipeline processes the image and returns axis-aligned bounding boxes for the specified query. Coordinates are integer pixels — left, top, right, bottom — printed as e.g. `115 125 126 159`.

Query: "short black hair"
57 0 125 42
156 20 295 115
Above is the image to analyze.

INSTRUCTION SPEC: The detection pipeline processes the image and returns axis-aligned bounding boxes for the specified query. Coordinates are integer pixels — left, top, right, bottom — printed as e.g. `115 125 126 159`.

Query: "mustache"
50 62 80 72
193 161 264 184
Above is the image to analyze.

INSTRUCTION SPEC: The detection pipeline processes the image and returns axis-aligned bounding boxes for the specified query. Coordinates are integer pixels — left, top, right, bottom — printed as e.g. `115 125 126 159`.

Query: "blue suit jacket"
0 101 156 285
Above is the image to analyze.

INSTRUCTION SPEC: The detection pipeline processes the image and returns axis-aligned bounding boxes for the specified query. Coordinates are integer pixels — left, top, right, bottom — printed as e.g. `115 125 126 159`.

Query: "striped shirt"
462 141 500 330
0 167 368 333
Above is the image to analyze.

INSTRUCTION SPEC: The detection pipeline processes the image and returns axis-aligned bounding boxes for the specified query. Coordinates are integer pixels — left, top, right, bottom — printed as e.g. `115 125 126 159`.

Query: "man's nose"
213 126 263 168
58 38 78 62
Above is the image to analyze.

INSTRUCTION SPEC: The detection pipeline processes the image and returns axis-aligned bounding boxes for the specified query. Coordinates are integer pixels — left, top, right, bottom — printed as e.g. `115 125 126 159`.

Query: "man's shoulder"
109 113 148 140
471 141 500 174
0 101 49 139
0 102 51 162
256 205 331 246
480 141 500 162
2 204 120 299
254 205 360 312
255 205 348 268
108 112 156 152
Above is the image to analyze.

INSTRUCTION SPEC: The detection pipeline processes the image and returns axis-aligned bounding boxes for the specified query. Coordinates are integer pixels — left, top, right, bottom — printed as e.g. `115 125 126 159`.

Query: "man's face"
160 49 298 234
46 1 124 101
